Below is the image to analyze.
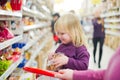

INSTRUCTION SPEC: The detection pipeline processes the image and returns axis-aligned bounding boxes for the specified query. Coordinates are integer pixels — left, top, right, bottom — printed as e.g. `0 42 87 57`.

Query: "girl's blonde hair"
54 13 87 47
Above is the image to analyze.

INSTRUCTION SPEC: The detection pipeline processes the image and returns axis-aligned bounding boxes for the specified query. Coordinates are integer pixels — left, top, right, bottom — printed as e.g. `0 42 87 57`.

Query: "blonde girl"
48 13 90 71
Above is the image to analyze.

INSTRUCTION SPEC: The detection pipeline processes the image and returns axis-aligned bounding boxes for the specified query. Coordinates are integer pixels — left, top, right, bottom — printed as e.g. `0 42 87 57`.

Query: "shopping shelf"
0 35 22 50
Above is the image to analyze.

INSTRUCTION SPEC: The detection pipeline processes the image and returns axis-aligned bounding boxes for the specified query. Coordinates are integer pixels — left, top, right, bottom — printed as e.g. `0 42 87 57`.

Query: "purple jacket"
55 42 90 70
92 18 105 38
73 46 120 80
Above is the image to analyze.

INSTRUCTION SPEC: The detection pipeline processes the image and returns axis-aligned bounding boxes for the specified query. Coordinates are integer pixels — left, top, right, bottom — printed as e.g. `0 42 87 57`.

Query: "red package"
53 34 59 42
23 67 57 77
0 27 14 40
10 0 22 11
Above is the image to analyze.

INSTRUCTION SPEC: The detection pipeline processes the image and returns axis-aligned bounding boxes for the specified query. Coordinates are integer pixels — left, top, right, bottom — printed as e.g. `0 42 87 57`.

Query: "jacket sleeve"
64 49 90 70
73 69 105 80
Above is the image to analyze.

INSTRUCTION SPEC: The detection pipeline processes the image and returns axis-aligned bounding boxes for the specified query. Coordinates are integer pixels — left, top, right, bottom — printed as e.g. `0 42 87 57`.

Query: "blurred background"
0 0 120 80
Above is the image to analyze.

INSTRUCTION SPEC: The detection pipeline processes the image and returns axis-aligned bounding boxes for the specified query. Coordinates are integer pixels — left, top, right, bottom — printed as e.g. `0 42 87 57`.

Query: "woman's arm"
73 69 105 80
55 69 105 80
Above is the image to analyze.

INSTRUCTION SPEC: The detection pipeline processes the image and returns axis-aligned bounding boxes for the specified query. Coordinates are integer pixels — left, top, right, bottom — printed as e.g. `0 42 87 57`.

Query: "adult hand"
55 69 73 80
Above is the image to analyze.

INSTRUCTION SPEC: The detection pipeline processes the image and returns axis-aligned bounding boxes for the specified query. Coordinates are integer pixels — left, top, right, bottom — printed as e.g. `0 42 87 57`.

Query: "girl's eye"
61 33 64 35
56 32 65 35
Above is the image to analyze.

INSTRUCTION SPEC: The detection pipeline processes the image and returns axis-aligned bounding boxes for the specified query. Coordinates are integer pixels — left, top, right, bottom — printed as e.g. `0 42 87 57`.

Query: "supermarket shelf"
23 31 48 51
32 1 50 19
105 25 120 29
0 17 21 21
101 12 120 17
25 36 49 66
23 7 46 19
23 23 48 32
32 0 45 12
0 35 22 50
0 56 23 80
0 10 22 17
22 7 36 17
37 10 46 18
106 30 120 36
111 6 120 9
104 19 120 23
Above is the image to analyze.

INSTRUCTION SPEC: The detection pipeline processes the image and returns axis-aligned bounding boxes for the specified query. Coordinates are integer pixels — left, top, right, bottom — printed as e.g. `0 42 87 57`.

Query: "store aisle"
88 43 115 70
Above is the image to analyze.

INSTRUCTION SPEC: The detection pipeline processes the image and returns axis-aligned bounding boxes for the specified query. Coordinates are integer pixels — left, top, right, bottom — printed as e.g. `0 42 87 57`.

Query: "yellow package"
5 2 12 11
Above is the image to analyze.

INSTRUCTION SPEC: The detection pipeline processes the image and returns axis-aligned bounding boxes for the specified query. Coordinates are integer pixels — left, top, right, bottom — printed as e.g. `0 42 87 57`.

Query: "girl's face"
56 30 72 44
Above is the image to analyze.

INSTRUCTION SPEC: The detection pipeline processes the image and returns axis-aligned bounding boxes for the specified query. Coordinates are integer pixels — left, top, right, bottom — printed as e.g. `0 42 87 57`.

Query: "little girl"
48 13 90 71
55 46 120 80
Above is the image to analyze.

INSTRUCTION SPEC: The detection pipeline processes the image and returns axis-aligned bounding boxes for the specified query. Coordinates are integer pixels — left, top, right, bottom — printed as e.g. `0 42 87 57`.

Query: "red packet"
23 67 57 77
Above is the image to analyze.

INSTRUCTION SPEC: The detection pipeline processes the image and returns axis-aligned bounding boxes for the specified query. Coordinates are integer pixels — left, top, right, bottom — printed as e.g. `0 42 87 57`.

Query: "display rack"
23 6 46 19
0 35 22 50
0 56 23 80
23 23 48 32
101 11 120 17
104 24 120 29
0 8 23 79
0 0 53 79
23 31 48 51
0 10 22 17
105 30 120 36
0 10 22 21
101 4 120 49
25 36 49 66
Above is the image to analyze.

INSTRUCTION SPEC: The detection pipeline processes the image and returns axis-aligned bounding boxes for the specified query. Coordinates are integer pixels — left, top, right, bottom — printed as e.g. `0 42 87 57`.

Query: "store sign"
91 0 101 5
54 0 64 4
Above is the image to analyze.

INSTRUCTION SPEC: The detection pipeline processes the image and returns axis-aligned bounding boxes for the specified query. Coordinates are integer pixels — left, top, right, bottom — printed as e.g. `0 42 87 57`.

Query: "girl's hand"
53 54 69 68
48 52 55 60
55 69 73 80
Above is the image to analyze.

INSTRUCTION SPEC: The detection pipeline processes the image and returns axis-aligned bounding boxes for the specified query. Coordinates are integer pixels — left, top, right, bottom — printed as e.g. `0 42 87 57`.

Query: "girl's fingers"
55 63 62 68
53 59 62 68
48 53 54 60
